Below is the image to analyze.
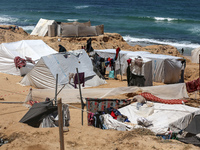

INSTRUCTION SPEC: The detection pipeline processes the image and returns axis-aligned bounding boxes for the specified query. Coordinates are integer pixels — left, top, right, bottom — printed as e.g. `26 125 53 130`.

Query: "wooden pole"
57 98 64 150
76 68 84 126
55 74 58 106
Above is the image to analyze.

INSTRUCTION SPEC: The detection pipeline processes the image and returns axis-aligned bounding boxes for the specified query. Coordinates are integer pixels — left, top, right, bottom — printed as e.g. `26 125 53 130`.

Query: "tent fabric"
118 102 200 135
61 24 78 37
28 83 188 104
61 21 91 26
185 114 200 134
20 49 106 89
191 47 200 63
31 18 56 36
0 40 57 75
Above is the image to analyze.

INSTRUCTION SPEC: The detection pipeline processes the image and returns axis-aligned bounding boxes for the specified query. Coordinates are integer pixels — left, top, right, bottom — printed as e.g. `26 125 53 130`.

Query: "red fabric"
14 56 26 69
111 111 117 119
27 100 40 106
115 47 120 60
140 92 188 104
186 78 200 93
127 59 132 65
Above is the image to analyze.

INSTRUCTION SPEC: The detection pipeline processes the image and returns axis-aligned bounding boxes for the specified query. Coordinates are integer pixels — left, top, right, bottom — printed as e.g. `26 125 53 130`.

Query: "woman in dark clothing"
58 45 67 53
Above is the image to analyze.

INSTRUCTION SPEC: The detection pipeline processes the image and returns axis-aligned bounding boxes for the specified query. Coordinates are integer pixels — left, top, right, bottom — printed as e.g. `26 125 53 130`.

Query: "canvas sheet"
118 102 200 135
28 83 188 103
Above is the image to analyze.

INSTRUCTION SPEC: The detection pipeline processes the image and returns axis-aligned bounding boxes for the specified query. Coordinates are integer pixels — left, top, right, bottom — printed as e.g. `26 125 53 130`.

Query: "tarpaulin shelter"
19 101 57 127
0 40 57 76
20 49 106 89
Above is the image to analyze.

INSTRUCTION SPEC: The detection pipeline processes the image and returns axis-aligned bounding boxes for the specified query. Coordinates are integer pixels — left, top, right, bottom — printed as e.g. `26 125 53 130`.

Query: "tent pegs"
76 68 85 126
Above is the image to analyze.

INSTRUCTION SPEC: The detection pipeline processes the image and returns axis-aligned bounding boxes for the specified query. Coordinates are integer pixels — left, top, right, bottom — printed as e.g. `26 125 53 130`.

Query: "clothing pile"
88 107 131 131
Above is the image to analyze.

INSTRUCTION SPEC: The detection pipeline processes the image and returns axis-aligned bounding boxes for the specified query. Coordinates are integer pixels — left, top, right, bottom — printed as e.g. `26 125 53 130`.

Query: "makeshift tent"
0 40 57 76
142 53 183 84
119 102 200 135
19 101 57 127
94 49 183 84
20 49 106 89
30 18 56 36
191 47 200 63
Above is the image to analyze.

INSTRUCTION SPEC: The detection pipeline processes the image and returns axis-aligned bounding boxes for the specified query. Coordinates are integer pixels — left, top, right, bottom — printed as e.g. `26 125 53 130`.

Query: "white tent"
30 18 56 36
20 49 106 89
191 47 200 63
143 53 183 84
0 40 57 76
94 49 183 84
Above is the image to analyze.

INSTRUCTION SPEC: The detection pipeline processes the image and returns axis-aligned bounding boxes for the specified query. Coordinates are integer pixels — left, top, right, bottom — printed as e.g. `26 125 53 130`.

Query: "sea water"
0 0 200 56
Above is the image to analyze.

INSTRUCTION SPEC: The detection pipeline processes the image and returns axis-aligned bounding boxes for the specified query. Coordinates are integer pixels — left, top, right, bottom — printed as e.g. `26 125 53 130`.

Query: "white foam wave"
75 5 89 9
123 35 200 49
188 27 200 36
20 26 35 31
0 15 18 23
154 17 178 21
67 19 78 22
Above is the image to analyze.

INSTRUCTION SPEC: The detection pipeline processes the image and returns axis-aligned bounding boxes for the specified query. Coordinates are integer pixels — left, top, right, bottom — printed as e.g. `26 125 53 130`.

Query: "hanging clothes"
74 72 85 88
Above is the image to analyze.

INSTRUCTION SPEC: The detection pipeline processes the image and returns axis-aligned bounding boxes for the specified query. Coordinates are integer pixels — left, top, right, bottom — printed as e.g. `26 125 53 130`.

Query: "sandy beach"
0 27 200 150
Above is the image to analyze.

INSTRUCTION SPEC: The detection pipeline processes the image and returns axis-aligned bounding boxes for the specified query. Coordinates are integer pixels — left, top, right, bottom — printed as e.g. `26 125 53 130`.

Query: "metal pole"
57 98 64 150
119 53 122 81
76 68 84 126
55 74 58 106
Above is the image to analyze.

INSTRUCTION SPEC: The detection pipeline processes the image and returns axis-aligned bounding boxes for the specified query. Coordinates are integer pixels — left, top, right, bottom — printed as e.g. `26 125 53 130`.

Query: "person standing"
180 59 186 83
181 48 184 55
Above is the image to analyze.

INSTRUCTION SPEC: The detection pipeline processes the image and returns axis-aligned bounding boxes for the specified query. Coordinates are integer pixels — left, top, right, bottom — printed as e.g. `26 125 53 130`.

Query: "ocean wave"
0 15 18 24
123 35 200 49
154 17 179 21
188 27 200 36
67 19 78 22
75 5 89 9
20 26 35 31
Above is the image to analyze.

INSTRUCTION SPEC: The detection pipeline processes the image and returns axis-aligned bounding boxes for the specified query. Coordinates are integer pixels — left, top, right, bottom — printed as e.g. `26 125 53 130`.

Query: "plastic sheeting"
0 40 57 75
27 83 188 103
119 102 200 135
191 47 200 63
20 49 106 89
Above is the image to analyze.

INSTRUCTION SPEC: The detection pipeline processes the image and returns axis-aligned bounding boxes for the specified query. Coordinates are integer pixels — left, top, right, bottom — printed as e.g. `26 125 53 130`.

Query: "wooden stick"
57 98 64 150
